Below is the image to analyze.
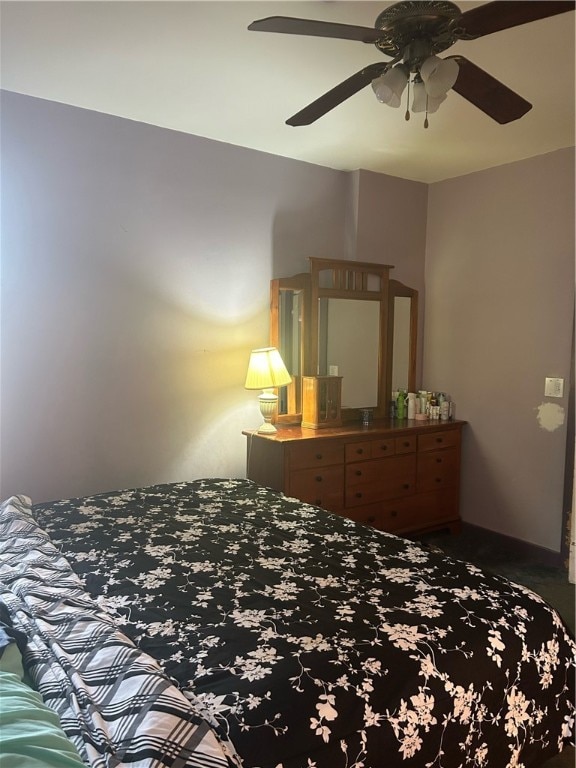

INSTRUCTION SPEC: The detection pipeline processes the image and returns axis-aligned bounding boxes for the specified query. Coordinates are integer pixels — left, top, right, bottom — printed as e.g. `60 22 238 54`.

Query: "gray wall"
0 92 347 501
0 91 426 503
425 149 575 551
354 169 428 386
1 91 573 556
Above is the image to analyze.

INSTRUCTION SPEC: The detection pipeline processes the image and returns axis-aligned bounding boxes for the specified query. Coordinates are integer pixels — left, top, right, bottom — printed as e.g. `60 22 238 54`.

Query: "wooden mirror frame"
270 259 418 425
386 279 419 398
270 273 311 424
309 257 393 422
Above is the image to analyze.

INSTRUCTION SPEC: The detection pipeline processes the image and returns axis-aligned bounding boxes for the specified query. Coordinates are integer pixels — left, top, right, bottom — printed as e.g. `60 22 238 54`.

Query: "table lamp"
244 347 292 434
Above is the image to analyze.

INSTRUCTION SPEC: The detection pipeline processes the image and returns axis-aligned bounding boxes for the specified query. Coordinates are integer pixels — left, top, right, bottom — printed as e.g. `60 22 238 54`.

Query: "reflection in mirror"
277 289 303 415
318 298 380 408
386 280 418 399
391 297 411 391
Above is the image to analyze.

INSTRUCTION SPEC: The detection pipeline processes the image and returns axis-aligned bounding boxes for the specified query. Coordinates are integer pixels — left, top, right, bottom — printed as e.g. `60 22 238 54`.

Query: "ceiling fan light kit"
248 0 575 129
371 53 458 126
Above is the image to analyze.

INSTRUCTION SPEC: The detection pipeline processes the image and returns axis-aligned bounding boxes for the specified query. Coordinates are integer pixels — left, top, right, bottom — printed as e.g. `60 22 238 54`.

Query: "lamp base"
257 421 278 434
257 389 278 434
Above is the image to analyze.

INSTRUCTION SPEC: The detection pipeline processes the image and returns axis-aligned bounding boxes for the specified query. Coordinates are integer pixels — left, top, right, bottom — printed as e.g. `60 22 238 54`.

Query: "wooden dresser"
243 420 464 536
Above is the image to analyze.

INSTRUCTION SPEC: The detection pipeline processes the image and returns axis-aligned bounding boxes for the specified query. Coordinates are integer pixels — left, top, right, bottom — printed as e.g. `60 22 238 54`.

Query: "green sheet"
0 646 86 767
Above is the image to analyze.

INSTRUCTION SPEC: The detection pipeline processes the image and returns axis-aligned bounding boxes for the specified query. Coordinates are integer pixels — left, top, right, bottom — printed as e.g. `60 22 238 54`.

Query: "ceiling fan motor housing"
374 0 463 66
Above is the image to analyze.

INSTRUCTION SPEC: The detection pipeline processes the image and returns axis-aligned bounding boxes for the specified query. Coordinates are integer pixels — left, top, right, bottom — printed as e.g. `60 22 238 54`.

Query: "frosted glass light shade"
412 81 447 114
420 55 459 98
371 64 409 108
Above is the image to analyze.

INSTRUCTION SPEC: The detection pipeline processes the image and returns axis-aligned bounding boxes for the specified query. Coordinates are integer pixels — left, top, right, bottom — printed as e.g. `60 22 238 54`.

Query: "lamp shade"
244 347 292 390
420 55 459 98
371 64 409 108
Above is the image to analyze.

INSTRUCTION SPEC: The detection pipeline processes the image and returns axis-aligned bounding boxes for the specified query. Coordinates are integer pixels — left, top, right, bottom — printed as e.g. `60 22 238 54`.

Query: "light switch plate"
544 377 564 398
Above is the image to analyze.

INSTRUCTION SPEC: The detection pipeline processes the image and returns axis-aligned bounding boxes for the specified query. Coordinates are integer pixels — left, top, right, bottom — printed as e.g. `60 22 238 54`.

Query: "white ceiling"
1 1 574 183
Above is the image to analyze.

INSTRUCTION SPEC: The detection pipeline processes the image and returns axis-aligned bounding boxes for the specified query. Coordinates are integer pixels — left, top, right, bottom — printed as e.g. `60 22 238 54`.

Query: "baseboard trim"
461 522 564 570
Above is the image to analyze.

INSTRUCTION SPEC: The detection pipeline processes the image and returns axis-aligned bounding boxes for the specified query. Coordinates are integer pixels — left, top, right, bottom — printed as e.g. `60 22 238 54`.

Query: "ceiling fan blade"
248 16 383 43
459 1 575 38
286 62 392 126
448 56 532 124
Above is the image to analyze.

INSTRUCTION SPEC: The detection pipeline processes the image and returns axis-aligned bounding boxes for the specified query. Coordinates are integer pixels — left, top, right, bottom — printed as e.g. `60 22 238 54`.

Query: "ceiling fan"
248 1 575 127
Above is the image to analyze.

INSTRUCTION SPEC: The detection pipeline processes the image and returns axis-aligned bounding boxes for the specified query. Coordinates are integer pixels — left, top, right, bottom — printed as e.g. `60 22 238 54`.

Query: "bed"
0 478 574 768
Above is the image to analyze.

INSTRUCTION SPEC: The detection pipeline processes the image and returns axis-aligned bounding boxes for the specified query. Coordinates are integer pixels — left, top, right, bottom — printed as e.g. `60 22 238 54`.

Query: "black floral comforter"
34 479 575 768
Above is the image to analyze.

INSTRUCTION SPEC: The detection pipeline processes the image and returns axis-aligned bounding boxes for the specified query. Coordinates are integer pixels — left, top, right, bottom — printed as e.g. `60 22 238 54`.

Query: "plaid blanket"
0 494 240 768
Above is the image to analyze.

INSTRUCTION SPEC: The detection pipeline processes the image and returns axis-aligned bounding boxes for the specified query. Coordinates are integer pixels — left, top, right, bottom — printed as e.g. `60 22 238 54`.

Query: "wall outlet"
544 377 564 398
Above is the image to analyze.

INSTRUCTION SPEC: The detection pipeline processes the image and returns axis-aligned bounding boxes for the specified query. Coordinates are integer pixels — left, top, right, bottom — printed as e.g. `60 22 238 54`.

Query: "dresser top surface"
243 419 465 444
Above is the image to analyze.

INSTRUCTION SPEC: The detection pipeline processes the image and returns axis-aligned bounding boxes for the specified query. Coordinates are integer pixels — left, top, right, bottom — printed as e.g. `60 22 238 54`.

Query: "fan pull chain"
424 94 429 129
405 78 411 121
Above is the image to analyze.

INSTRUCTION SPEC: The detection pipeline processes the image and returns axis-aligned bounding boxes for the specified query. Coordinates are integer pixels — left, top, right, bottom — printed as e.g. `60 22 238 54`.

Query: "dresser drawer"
343 489 459 533
288 442 344 470
346 455 416 507
345 441 373 463
341 497 429 532
347 498 426 533
395 435 417 454
417 448 459 492
345 438 396 463
418 429 460 453
288 466 344 510
379 488 460 533
369 438 396 458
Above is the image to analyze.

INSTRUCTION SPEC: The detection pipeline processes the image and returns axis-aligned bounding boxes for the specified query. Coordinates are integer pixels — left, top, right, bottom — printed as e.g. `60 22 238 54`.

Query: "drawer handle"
355 470 362 477
315 476 323 482
315 453 323 460
403 483 410 490
367 515 376 524
436 458 443 464
356 448 364 455
355 492 363 499
435 437 444 444
380 444 388 451
403 441 410 447
435 477 442 483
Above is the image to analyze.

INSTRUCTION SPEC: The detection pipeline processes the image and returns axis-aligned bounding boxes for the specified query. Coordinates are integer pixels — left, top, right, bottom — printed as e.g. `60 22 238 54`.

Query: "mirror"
318 298 380 408
270 274 310 422
391 298 411 389
309 258 391 421
271 260 418 425
386 279 418 397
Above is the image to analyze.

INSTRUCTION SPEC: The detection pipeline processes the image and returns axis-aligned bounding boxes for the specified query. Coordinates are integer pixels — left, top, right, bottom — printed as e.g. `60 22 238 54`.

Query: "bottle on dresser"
395 390 406 420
